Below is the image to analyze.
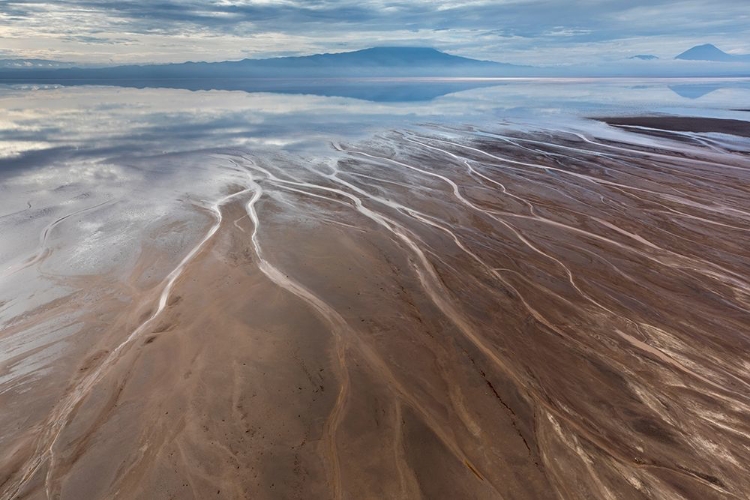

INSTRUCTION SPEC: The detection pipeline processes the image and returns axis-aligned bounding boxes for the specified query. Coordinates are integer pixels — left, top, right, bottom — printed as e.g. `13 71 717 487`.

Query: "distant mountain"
0 47 529 81
1 46 749 90
630 55 658 60
264 47 501 69
675 44 750 62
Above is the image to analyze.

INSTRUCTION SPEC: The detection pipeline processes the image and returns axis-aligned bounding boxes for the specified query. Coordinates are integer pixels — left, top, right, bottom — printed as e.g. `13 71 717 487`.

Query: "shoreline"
598 115 750 138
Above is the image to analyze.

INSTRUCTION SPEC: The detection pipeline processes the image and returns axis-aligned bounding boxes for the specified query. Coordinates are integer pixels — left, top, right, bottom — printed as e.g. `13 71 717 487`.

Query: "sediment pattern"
2 122 750 499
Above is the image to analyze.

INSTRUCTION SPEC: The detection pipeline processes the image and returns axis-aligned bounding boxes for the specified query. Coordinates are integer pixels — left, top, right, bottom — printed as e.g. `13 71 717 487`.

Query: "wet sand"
2 119 750 499
603 115 750 138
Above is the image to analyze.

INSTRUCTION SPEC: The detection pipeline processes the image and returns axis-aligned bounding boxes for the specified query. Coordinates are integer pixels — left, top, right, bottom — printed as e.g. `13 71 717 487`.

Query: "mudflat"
602 115 750 138
2 121 750 499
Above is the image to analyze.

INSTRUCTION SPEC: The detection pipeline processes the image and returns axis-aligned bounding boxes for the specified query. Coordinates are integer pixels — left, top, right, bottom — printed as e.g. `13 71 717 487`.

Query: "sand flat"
1 119 750 499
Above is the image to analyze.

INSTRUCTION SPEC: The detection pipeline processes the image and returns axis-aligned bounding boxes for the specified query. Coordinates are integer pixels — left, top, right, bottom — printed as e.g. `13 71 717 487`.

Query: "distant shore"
600 114 750 138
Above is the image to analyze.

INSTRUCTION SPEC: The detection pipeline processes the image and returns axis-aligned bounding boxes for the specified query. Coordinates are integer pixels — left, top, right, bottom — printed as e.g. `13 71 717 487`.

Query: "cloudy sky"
1 0 749 65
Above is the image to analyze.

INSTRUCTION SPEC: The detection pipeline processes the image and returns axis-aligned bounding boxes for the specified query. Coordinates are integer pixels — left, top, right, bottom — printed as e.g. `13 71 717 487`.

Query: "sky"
1 0 749 65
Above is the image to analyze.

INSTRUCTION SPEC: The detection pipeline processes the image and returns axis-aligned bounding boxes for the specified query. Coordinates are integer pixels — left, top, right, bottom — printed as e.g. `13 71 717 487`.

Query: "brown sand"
602 115 750 138
2 120 750 499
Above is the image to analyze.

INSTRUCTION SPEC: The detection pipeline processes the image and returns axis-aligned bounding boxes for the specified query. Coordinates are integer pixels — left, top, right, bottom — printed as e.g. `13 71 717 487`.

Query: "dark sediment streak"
601 115 750 138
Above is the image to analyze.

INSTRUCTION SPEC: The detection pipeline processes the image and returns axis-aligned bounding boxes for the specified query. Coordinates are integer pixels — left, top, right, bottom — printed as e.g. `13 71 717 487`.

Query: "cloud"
0 0 748 64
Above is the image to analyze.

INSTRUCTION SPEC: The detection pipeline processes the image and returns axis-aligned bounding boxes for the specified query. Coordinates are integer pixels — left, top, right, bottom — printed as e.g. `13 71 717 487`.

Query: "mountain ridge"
675 44 750 62
0 46 525 80
1 45 749 84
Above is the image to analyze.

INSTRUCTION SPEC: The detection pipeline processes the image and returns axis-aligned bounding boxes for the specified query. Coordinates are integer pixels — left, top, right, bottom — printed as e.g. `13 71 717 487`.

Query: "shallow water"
3 78 748 324
1 79 749 499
